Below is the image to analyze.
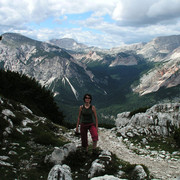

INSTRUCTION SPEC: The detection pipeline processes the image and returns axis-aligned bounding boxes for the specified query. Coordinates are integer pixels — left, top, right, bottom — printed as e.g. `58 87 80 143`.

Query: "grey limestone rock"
47 164 72 180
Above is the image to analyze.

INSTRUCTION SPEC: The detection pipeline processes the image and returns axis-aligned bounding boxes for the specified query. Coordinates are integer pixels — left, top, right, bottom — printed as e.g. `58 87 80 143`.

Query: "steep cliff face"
119 36 180 95
71 50 142 67
137 35 180 61
133 47 180 95
72 51 104 64
109 52 138 67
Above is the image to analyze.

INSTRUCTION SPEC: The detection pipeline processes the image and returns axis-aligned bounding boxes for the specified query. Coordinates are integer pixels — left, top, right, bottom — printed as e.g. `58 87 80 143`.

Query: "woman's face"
84 95 91 103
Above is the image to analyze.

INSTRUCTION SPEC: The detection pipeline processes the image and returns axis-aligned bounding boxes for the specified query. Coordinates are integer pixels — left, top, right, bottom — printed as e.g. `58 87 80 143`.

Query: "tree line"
0 69 64 124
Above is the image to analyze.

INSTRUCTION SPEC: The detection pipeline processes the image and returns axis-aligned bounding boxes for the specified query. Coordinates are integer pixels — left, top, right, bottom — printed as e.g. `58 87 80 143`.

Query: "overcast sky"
1 0 180 49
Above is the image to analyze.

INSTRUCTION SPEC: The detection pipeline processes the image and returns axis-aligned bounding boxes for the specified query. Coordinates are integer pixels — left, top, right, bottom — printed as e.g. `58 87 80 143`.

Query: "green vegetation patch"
0 97 69 180
0 139 54 180
63 147 151 180
127 134 180 154
129 107 150 117
174 128 180 148
31 120 68 146
0 69 64 125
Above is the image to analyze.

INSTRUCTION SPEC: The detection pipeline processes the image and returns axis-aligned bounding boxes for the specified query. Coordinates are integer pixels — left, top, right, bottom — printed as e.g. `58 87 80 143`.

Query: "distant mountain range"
0 33 180 122
49 34 180 96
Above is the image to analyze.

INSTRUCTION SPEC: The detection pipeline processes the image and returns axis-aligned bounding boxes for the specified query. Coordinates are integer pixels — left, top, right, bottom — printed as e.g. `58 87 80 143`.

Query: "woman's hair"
83 93 92 103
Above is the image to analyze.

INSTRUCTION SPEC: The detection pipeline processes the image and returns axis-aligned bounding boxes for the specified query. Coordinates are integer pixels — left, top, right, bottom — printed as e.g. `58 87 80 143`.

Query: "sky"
1 0 180 49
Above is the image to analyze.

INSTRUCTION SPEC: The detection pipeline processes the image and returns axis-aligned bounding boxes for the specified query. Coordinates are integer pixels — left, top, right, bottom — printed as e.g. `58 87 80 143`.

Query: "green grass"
31 120 68 146
0 126 67 180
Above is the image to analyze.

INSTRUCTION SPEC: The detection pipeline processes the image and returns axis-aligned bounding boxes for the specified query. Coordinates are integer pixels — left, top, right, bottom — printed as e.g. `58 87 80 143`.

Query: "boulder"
132 165 147 180
45 143 77 165
88 159 105 178
88 150 112 178
47 164 72 180
116 112 130 127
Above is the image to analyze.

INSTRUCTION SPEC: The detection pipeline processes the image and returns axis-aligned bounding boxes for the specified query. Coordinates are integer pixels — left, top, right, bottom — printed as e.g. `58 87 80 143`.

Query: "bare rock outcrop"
115 103 180 137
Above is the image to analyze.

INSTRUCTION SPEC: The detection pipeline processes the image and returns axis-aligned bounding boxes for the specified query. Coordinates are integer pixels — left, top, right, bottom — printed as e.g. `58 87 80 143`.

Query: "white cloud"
147 0 180 18
112 2 123 21
1 0 180 48
112 0 180 26
0 0 47 26
1 0 180 26
147 0 180 26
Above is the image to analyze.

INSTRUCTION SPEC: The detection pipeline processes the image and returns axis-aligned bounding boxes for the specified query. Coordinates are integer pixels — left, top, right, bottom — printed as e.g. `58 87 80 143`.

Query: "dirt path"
98 128 180 180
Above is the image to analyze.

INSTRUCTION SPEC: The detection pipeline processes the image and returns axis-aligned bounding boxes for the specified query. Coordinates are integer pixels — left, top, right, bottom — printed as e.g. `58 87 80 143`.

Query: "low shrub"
0 116 9 140
34 130 65 146
63 147 150 180
8 128 27 141
10 112 24 125
174 128 180 147
129 107 150 117
32 123 67 147
0 116 9 130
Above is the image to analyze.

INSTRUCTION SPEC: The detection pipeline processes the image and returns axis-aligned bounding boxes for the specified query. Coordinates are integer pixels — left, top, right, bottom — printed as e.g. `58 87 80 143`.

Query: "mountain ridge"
0 32 180 122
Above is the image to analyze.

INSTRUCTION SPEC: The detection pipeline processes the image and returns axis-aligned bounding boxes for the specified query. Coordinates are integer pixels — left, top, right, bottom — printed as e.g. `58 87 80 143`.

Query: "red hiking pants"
80 123 98 148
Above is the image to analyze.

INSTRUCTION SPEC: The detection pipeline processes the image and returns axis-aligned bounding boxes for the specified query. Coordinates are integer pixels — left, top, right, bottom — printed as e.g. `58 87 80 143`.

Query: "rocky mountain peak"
109 52 138 67
153 35 180 50
137 35 180 61
48 38 87 50
2 33 41 47
84 51 103 61
133 44 180 95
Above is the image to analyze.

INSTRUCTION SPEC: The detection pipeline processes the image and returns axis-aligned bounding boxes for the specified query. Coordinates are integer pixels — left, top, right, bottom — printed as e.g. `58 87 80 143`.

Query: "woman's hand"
76 127 79 133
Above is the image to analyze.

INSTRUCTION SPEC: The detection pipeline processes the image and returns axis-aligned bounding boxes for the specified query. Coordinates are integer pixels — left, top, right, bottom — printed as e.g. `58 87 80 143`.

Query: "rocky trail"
98 128 180 180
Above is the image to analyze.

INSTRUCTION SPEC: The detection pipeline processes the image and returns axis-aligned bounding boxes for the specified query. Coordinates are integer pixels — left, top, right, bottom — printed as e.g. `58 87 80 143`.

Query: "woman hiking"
76 93 98 154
